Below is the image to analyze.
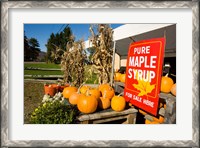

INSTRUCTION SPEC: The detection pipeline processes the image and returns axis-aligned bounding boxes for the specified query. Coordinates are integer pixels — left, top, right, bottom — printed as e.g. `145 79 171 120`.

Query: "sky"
24 24 123 52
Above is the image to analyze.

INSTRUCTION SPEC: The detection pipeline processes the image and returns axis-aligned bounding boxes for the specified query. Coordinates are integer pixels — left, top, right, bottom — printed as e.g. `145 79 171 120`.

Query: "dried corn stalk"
60 39 86 87
89 24 114 84
51 35 86 87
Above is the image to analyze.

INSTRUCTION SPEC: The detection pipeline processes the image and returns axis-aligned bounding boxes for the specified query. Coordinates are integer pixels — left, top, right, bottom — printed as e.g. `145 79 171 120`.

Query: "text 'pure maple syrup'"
124 38 166 116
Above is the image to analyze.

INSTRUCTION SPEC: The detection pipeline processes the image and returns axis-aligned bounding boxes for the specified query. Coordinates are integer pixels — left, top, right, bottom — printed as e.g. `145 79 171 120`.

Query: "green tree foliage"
24 32 41 61
29 38 41 61
86 47 96 62
24 34 31 61
46 33 55 63
45 26 73 64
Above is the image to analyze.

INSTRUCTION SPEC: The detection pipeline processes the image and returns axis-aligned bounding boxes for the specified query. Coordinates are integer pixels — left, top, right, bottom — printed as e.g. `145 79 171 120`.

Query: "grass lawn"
24 62 63 77
24 62 61 69
24 70 63 75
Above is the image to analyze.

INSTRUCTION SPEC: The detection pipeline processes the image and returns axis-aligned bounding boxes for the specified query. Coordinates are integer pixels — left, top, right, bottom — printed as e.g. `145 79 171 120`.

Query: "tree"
24 33 31 61
46 33 55 63
24 32 41 61
29 38 41 61
45 26 73 64
86 47 96 62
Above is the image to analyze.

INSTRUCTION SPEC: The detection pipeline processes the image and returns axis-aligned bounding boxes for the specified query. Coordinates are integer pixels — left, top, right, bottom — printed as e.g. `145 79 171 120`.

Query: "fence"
24 67 63 82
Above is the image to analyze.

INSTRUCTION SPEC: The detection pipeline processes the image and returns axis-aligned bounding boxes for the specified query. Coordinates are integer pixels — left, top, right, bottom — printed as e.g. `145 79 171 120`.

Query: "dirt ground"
24 81 45 123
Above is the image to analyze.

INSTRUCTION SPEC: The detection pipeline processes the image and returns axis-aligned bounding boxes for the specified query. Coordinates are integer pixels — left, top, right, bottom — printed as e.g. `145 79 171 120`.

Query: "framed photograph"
1 1 199 147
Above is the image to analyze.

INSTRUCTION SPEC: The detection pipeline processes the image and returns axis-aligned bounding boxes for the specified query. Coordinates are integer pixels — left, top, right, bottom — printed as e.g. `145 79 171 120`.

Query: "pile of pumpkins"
61 73 175 115
161 73 176 96
114 72 126 83
114 71 176 96
62 83 126 114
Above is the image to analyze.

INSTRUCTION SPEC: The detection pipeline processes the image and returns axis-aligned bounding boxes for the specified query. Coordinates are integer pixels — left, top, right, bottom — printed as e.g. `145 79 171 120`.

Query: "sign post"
124 38 166 116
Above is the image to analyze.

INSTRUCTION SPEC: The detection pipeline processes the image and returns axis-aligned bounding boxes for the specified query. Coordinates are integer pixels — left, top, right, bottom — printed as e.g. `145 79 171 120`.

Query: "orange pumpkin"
170 83 176 96
120 74 126 83
101 86 115 100
62 86 78 99
77 95 98 114
114 72 121 81
87 88 101 100
153 116 165 123
128 102 135 108
80 85 91 95
139 109 147 116
98 97 111 110
98 83 111 92
69 92 84 105
159 103 164 108
161 74 174 93
59 83 70 92
145 119 160 124
111 95 126 112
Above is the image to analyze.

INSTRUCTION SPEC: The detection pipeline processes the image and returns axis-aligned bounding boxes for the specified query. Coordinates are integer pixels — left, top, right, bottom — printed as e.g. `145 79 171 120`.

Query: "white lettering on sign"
129 56 157 68
150 56 157 68
127 69 155 82
133 95 142 102
143 99 154 108
134 46 150 54
128 68 133 78
125 92 132 99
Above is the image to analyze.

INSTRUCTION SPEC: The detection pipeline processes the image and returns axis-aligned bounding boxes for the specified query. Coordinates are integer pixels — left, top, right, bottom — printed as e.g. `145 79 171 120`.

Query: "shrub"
30 100 79 124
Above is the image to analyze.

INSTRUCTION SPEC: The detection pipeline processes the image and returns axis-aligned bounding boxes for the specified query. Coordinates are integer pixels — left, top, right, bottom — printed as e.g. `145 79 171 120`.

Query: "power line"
56 24 69 34
65 24 69 29
56 24 65 34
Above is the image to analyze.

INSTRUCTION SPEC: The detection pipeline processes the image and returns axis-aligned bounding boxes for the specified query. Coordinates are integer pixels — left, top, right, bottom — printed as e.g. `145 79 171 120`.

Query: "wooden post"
127 113 137 124
81 120 92 124
110 41 116 87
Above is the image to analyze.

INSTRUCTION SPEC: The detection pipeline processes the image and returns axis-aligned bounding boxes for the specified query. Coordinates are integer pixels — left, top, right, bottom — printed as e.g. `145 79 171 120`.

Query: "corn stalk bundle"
60 40 86 87
89 24 114 84
50 35 86 87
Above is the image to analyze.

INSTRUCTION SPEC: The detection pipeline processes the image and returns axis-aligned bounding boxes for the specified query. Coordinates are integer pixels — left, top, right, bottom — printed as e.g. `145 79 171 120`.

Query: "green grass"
84 65 98 84
24 62 61 69
24 62 63 77
24 70 63 75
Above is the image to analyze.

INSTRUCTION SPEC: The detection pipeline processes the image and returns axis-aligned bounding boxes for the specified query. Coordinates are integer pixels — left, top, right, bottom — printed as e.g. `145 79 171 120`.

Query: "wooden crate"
77 108 138 124
114 82 176 124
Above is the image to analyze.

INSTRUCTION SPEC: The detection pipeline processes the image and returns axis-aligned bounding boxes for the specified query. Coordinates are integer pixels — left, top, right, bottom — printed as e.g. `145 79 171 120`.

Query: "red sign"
124 38 166 116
